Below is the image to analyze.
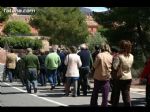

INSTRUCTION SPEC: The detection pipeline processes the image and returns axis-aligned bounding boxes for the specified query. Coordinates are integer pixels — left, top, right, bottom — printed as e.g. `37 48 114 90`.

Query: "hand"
37 70 40 75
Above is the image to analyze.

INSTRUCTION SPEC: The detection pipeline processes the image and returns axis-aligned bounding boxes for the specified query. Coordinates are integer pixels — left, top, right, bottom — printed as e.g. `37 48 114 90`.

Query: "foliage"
30 7 89 46
3 21 31 35
93 7 150 70
86 32 107 52
93 8 150 55
0 7 11 22
0 36 42 50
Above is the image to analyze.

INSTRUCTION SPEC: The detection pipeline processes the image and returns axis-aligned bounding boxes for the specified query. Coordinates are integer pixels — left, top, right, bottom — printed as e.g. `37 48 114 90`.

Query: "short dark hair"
69 46 77 53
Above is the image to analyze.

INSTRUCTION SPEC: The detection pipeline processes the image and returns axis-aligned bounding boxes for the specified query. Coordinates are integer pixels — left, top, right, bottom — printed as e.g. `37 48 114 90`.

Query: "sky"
85 7 108 12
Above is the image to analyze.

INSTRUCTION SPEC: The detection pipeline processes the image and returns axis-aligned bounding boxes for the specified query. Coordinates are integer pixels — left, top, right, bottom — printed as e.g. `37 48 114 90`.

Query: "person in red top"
140 58 150 107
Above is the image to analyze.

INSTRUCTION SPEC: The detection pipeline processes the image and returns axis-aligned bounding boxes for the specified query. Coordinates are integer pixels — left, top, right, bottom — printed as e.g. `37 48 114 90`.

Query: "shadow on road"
1 91 26 95
131 97 146 106
38 93 65 97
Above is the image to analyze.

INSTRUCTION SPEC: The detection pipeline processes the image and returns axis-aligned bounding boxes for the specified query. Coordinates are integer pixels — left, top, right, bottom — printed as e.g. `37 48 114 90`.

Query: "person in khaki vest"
6 49 17 82
90 43 113 107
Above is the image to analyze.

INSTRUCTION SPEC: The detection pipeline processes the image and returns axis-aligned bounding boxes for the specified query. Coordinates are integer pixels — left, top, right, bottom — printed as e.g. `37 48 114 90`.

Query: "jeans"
26 80 38 93
6 68 15 82
90 79 110 107
47 69 57 87
66 77 79 96
26 68 38 93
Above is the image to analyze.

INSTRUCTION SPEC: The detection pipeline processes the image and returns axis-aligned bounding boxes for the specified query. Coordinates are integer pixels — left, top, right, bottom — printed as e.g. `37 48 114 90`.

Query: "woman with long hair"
112 40 134 106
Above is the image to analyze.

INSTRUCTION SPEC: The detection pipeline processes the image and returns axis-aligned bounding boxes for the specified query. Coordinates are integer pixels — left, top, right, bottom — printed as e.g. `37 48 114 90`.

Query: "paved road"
0 63 5 81
0 63 146 107
0 81 146 107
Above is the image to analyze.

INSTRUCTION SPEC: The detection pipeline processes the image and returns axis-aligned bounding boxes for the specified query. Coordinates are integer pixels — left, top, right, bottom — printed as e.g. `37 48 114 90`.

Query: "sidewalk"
131 78 145 90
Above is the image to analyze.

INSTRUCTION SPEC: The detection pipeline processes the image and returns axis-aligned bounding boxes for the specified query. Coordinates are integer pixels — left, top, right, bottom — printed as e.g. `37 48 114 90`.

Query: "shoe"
27 90 31 93
34 88 37 93
64 93 69 96
108 100 112 104
72 94 77 97
87 85 91 90
83 94 87 96
57 83 61 86
51 86 55 90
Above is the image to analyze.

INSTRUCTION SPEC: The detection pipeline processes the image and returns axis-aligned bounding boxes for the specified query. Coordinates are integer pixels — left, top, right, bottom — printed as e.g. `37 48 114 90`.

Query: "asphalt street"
0 81 146 107
0 63 146 107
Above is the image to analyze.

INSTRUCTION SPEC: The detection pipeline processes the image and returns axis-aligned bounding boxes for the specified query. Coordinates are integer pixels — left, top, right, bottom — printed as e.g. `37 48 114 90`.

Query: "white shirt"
64 53 82 77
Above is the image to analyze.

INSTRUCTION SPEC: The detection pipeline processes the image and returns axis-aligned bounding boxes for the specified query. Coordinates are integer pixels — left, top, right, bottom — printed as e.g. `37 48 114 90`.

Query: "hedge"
3 21 31 35
0 37 42 50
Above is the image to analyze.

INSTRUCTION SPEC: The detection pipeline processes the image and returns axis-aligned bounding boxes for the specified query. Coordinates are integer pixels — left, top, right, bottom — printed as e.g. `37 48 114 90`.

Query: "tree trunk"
136 22 148 62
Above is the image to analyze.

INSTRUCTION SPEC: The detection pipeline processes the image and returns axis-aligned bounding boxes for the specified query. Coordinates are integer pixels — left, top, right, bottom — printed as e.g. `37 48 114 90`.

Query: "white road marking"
3 82 68 107
130 88 145 96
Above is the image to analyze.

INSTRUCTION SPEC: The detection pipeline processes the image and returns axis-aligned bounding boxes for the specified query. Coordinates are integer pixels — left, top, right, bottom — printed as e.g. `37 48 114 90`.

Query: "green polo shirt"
45 52 61 70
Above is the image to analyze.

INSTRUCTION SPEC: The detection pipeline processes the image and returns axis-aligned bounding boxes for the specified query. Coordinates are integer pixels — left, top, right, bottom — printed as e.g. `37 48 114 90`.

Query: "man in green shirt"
45 47 61 90
24 48 40 93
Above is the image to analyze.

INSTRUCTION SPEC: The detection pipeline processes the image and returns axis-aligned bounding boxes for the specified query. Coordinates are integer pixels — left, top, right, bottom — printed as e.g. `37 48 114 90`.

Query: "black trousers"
146 82 150 106
77 67 90 95
112 79 132 106
110 79 118 103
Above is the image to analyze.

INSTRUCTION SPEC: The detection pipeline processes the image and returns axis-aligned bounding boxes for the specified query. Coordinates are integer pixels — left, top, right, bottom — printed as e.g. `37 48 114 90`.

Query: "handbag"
111 56 122 79
116 57 123 79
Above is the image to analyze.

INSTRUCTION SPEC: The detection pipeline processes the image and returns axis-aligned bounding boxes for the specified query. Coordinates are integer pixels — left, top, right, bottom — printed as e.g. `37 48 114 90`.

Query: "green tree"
30 7 89 46
93 7 150 60
3 21 31 35
86 32 107 52
0 7 11 22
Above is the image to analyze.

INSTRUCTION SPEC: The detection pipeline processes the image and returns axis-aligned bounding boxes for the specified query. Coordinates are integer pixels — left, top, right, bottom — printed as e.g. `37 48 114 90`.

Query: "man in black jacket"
77 44 93 96
38 49 47 86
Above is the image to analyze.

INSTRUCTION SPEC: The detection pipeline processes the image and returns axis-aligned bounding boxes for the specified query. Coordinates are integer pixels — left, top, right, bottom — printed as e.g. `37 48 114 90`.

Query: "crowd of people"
2 39 150 107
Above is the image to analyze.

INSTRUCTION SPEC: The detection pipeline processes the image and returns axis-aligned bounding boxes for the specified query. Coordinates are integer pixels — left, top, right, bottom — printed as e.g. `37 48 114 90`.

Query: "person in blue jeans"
5 49 17 83
47 69 57 89
45 46 61 90
24 48 40 93
26 68 38 93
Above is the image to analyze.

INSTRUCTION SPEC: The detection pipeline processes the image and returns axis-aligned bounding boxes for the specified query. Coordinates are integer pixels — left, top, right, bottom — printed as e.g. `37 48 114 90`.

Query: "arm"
64 55 68 66
45 55 48 68
113 56 120 70
93 55 100 69
90 54 93 69
78 57 82 68
58 56 61 66
36 57 40 70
